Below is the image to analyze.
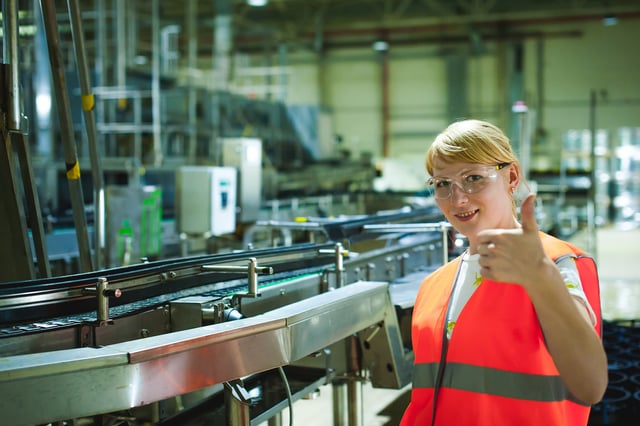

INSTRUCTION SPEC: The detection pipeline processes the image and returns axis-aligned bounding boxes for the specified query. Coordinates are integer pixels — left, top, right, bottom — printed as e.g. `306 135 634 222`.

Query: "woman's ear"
508 163 520 189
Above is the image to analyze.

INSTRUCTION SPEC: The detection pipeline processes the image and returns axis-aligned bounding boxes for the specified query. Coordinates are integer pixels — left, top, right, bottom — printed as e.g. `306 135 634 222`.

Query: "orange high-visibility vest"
400 232 601 426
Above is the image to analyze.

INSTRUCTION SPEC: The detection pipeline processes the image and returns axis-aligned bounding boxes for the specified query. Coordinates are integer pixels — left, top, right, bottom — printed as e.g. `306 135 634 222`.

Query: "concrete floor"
260 224 640 426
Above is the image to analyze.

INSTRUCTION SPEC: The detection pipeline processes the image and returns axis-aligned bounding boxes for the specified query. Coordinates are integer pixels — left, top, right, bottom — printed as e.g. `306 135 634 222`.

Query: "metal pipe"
441 222 450 263
380 42 390 158
335 243 345 287
2 1 50 278
68 0 106 270
0 66 36 281
151 0 163 166
363 222 452 233
14 133 52 278
39 0 94 272
2 0 21 131
214 0 232 89
347 336 362 426
332 381 347 425
95 0 106 87
186 0 198 162
267 412 282 426
96 277 109 323
225 381 251 426
116 0 126 88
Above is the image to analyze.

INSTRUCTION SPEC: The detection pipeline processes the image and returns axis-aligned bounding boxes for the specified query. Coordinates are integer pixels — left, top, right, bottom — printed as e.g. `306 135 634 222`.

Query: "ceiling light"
602 14 618 26
247 0 268 6
372 40 388 52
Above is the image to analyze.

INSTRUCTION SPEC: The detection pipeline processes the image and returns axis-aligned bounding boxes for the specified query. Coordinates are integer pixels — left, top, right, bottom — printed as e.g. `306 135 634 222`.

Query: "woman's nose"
449 181 469 204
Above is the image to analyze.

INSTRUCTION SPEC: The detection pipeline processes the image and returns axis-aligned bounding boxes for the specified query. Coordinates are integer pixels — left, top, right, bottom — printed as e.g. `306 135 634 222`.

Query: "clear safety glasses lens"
426 164 507 200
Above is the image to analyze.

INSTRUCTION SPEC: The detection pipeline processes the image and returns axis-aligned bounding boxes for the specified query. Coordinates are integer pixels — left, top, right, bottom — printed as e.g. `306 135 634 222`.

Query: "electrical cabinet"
176 166 237 236
221 138 262 223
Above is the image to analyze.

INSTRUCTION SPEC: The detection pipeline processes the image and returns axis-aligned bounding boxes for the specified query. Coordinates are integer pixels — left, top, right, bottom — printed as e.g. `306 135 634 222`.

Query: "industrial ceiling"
153 0 640 51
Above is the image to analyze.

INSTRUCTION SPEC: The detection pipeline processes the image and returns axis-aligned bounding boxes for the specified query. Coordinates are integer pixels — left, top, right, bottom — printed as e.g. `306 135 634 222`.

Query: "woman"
400 119 607 425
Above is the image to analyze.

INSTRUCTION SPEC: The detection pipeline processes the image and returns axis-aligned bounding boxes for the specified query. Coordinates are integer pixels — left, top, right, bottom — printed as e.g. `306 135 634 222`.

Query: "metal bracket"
82 277 122 326
201 257 273 299
319 242 349 288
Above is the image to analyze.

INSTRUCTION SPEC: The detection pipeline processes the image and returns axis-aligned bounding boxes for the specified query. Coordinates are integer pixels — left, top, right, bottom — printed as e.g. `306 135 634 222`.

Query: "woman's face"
431 159 519 253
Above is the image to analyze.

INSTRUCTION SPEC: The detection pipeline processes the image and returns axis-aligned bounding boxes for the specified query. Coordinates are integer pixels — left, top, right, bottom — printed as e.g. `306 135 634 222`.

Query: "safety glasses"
426 163 509 200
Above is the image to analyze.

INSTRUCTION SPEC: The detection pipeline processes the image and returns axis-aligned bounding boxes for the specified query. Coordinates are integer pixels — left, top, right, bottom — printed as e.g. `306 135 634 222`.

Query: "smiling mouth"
455 209 478 220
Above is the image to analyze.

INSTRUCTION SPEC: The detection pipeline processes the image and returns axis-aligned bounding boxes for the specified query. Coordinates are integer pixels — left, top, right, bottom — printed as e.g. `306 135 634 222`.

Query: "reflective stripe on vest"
413 362 589 406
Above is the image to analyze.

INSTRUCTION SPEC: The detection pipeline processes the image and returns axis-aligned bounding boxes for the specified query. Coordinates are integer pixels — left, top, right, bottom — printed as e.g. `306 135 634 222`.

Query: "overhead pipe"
237 10 637 52
68 0 106 270
235 28 582 54
300 10 640 40
319 30 582 51
39 0 94 273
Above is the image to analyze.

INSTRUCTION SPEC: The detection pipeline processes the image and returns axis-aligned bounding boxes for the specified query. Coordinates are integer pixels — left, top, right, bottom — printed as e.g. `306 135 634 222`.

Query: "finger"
477 228 502 242
520 193 539 234
478 241 496 255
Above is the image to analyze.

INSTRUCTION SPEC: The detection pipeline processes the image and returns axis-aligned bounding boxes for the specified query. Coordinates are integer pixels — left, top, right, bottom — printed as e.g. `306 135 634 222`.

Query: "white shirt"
446 251 597 339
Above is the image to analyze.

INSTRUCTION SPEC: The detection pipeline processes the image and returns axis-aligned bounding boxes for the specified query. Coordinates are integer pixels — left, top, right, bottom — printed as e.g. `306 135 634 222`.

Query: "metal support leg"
0 113 35 281
267 412 283 426
14 132 51 278
332 380 347 426
1 1 50 280
346 336 362 426
346 378 362 426
225 380 251 426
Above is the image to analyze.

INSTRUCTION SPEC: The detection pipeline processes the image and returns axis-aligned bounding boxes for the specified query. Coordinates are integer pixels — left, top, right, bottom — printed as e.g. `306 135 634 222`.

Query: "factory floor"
259 223 640 426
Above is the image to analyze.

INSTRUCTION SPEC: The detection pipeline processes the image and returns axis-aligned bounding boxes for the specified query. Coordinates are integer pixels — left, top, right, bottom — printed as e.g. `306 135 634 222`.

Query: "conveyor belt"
0 243 335 328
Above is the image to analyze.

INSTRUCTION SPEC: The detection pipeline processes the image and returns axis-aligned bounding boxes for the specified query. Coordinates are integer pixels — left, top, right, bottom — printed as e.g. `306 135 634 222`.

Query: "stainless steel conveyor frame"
0 281 402 425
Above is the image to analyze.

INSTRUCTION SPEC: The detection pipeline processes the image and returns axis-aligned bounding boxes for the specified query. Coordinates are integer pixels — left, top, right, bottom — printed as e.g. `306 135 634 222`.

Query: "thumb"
520 193 539 233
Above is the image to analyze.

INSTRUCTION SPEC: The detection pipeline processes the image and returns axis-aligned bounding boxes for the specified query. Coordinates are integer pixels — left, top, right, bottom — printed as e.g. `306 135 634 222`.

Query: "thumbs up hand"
476 193 547 287
519 192 540 235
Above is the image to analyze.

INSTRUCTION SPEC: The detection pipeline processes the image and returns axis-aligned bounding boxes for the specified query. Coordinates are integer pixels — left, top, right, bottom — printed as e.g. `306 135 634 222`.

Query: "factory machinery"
0 205 452 426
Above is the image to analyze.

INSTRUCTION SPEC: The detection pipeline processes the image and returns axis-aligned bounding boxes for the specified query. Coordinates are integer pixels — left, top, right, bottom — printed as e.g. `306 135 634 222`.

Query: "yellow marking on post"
66 162 81 180
81 93 95 111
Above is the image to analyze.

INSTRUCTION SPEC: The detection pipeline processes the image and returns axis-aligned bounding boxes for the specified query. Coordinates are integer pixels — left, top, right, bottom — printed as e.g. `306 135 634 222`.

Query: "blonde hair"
426 119 519 175
426 120 523 214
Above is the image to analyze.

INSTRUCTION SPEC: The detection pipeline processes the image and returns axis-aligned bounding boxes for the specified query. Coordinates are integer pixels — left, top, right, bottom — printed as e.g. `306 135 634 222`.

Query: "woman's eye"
465 174 484 183
435 180 451 188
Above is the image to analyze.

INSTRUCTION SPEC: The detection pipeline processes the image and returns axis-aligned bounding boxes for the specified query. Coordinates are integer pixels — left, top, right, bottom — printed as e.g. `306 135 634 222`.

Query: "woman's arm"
476 194 608 404
522 257 607 404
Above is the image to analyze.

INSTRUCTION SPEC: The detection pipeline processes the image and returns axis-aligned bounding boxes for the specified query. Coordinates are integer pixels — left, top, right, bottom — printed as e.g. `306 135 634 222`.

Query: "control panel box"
176 166 237 236
221 138 262 223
